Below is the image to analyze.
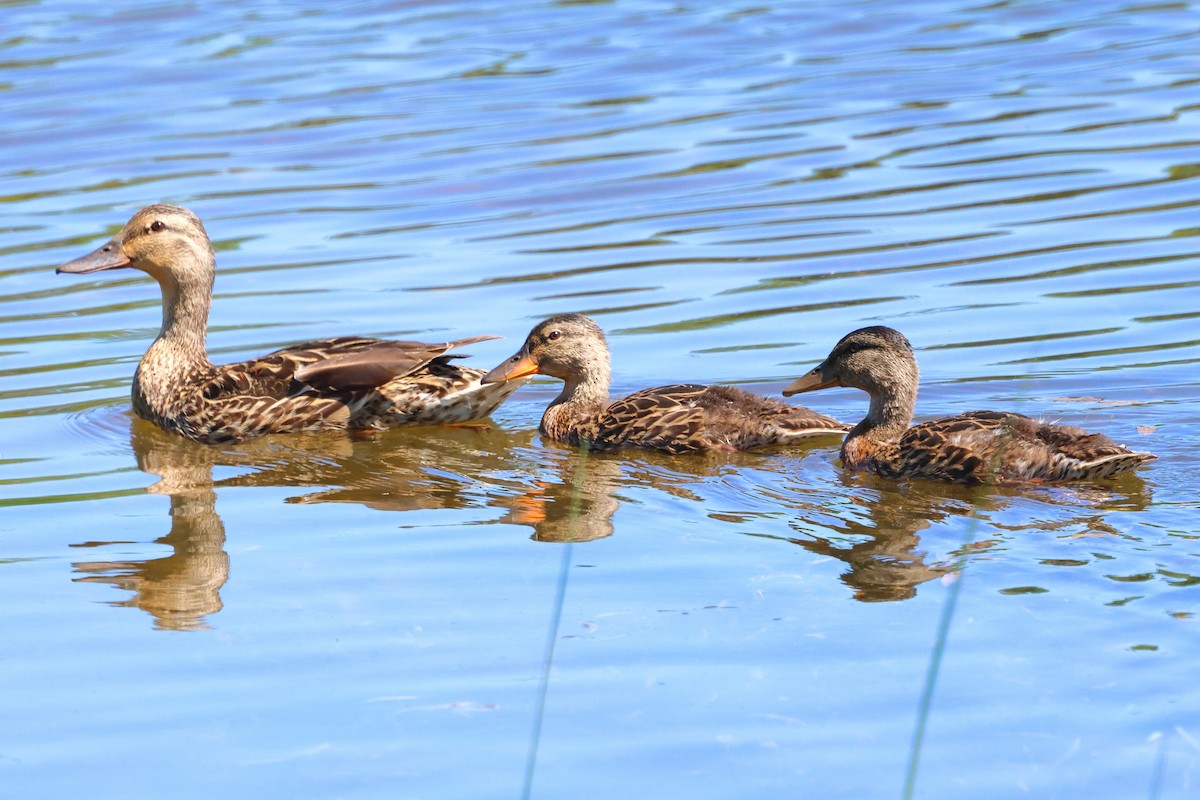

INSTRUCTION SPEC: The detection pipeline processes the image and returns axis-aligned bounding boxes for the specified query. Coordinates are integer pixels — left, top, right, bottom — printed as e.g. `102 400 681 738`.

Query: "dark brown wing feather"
292 335 500 391
197 336 385 401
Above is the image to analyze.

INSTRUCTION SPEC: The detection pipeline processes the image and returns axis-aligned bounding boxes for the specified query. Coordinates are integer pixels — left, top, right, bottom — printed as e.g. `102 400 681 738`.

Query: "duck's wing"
1032 421 1146 461
892 416 994 483
591 384 711 453
1021 416 1156 478
898 411 1154 482
902 410 1011 444
591 384 848 453
197 337 387 401
291 335 500 391
164 336 508 442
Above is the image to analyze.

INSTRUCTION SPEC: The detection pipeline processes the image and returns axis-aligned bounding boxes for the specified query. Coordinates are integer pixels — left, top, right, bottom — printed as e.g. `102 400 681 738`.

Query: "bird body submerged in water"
482 313 848 454
784 326 1155 484
57 204 521 443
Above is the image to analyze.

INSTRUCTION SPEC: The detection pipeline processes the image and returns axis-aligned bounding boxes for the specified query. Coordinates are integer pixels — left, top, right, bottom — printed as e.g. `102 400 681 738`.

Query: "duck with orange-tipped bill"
482 313 848 454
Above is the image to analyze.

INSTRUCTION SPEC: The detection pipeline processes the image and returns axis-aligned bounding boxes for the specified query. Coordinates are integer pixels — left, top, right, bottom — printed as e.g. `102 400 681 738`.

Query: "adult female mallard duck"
57 204 521 444
481 313 848 453
783 326 1155 483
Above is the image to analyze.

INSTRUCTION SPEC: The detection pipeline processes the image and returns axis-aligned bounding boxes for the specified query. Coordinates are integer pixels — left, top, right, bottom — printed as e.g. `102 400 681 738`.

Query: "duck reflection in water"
279 428 626 543
72 419 539 629
283 424 751 545
73 419 232 630
781 471 1153 602
500 449 624 543
789 482 994 603
499 443 793 543
264 423 535 512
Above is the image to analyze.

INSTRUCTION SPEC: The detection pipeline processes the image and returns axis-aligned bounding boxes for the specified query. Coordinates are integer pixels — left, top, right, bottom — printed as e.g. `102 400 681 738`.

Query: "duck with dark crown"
482 313 848 454
783 325 1155 483
57 205 521 443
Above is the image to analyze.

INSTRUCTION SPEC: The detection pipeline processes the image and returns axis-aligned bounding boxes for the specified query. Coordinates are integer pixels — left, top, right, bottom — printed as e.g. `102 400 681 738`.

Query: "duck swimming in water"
57 204 521 443
482 313 848 454
783 325 1155 484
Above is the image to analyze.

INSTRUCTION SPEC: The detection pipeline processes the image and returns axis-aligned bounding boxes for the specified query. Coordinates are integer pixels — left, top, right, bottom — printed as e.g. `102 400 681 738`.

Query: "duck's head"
482 313 611 385
57 204 216 292
783 326 918 398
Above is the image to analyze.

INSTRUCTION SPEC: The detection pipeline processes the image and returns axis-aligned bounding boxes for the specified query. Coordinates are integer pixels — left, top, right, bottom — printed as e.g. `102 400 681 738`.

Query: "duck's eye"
841 342 869 357
149 220 166 233
547 330 561 341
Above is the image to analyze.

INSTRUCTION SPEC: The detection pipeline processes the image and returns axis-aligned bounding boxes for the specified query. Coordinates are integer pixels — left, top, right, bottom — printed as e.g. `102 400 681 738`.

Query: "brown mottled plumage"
57 204 521 443
784 326 1155 484
481 313 848 454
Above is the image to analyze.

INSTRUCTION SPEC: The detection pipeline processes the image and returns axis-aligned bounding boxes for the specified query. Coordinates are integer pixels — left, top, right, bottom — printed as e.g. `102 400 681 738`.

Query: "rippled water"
3 1 1199 797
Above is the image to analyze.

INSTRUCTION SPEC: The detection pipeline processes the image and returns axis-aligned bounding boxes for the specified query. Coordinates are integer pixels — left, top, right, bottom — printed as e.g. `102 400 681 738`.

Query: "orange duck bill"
56 239 132 274
482 345 540 383
782 362 841 396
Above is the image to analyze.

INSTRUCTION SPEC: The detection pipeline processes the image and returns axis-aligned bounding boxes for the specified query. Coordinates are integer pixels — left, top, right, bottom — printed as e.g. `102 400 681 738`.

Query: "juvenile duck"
784 326 1155 483
57 204 521 443
482 313 848 454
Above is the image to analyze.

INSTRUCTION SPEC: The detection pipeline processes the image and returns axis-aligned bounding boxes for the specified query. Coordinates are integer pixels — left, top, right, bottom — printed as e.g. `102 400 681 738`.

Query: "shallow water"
2 1 1199 797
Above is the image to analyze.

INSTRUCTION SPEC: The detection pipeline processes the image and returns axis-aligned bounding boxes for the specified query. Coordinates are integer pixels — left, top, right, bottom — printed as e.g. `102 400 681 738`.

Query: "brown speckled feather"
133 335 519 444
579 384 848 454
847 410 1154 484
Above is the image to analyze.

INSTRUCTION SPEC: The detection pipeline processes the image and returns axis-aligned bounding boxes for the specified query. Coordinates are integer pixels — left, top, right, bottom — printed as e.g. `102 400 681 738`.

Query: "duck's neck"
133 270 216 421
859 390 915 437
146 272 214 370
841 386 914 470
846 365 919 446
540 364 611 443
